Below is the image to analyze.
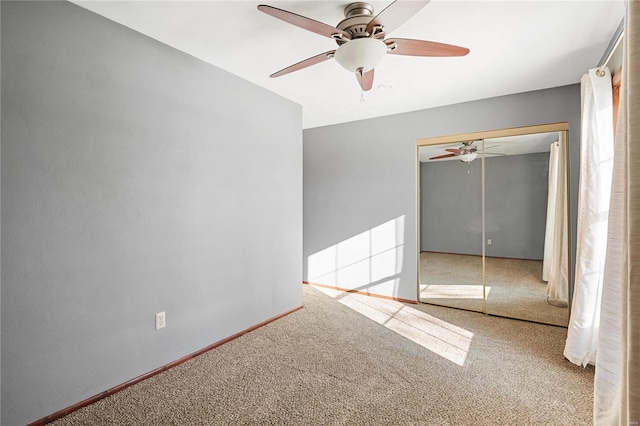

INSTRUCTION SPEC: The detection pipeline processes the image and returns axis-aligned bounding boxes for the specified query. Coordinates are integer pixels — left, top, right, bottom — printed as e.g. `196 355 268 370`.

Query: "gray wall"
486 152 550 259
421 158 483 256
1 2 302 424
421 153 550 259
304 85 580 303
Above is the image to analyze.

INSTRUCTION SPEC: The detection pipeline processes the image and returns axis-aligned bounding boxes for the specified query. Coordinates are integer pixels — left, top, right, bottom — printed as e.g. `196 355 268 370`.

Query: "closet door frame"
416 122 571 312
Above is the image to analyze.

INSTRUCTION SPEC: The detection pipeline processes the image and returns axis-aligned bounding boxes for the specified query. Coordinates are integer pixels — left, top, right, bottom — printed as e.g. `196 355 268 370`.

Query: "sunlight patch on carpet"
420 284 491 299
311 285 473 366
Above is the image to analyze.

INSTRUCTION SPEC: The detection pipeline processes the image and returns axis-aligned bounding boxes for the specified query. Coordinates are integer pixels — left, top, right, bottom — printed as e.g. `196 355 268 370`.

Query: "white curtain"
594 0 640 422
543 138 568 305
564 67 614 367
542 142 558 282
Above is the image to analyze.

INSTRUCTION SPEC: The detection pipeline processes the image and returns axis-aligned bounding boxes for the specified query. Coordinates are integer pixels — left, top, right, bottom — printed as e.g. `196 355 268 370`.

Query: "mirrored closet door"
417 125 570 327
418 140 484 313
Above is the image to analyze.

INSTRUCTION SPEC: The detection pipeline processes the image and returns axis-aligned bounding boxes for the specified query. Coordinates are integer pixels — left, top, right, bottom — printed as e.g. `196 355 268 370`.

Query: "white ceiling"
419 131 559 162
73 0 625 129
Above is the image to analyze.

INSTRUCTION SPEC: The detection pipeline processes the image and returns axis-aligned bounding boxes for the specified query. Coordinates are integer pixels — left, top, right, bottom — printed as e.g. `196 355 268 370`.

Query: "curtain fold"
543 139 568 304
542 142 559 282
564 67 614 367
594 0 640 423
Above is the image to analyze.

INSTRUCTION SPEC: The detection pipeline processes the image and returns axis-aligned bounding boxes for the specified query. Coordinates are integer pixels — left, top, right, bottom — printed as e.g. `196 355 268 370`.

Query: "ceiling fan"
429 141 506 163
258 1 470 91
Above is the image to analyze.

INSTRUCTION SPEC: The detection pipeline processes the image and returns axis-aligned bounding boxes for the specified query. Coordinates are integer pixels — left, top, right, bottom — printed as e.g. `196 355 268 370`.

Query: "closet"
417 124 570 326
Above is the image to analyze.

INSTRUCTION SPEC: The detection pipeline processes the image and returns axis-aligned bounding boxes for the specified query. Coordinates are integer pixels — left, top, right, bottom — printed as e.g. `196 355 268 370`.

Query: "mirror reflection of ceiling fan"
258 1 470 91
429 141 507 163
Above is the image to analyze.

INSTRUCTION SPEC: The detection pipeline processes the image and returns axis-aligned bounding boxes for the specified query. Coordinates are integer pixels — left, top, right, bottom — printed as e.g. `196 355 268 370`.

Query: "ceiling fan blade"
366 0 431 37
270 50 335 78
484 144 502 150
258 5 350 40
356 68 375 91
386 38 470 57
429 153 457 160
445 148 463 153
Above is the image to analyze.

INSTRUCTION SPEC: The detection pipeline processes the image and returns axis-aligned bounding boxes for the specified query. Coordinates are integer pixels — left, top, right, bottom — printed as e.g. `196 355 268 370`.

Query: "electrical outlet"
487 239 492 245
155 312 166 330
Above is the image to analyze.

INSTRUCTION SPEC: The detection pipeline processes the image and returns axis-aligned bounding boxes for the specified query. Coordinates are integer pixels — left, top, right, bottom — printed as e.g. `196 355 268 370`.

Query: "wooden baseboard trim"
420 251 543 262
29 304 304 426
303 281 417 304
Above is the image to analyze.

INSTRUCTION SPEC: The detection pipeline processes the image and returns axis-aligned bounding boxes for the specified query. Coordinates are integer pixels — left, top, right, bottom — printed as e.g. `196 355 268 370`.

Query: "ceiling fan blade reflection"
366 0 431 37
386 38 470 57
445 148 463 153
270 51 336 78
356 68 375 91
484 144 502 150
258 5 350 40
429 153 458 160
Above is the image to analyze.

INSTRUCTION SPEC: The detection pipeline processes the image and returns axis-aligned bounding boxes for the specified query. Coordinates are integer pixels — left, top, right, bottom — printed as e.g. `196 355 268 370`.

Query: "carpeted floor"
54 284 591 425
420 252 569 326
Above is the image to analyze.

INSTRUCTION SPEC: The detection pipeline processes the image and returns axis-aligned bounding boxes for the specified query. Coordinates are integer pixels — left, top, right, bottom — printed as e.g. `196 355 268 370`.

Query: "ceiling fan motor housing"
462 141 478 153
336 2 378 44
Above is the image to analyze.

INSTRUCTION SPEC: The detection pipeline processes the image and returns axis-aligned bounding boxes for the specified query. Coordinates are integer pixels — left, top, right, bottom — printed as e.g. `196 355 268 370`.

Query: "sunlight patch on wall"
307 216 405 295
420 284 491 300
311 284 473 366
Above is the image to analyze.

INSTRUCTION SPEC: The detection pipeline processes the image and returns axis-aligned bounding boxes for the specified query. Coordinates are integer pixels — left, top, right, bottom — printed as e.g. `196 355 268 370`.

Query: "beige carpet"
54 284 591 425
420 252 569 326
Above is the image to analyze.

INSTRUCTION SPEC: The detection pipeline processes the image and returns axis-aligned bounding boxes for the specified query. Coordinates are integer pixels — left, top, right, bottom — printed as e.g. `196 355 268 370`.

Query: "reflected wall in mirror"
418 141 484 313
418 126 570 327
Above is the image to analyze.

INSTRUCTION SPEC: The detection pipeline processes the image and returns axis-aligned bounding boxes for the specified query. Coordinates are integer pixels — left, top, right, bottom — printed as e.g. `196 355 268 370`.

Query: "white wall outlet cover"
155 311 166 330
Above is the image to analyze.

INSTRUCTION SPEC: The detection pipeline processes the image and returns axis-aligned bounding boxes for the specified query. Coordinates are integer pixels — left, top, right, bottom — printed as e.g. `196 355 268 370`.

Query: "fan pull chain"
360 90 366 104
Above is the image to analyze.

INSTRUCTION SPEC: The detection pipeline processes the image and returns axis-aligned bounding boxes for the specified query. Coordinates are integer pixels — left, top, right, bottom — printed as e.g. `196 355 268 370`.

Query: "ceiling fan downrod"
344 2 374 18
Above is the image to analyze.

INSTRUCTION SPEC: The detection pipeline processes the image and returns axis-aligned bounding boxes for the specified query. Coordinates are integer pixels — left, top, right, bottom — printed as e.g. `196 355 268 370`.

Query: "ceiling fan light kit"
258 1 469 91
334 38 387 72
459 152 478 163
